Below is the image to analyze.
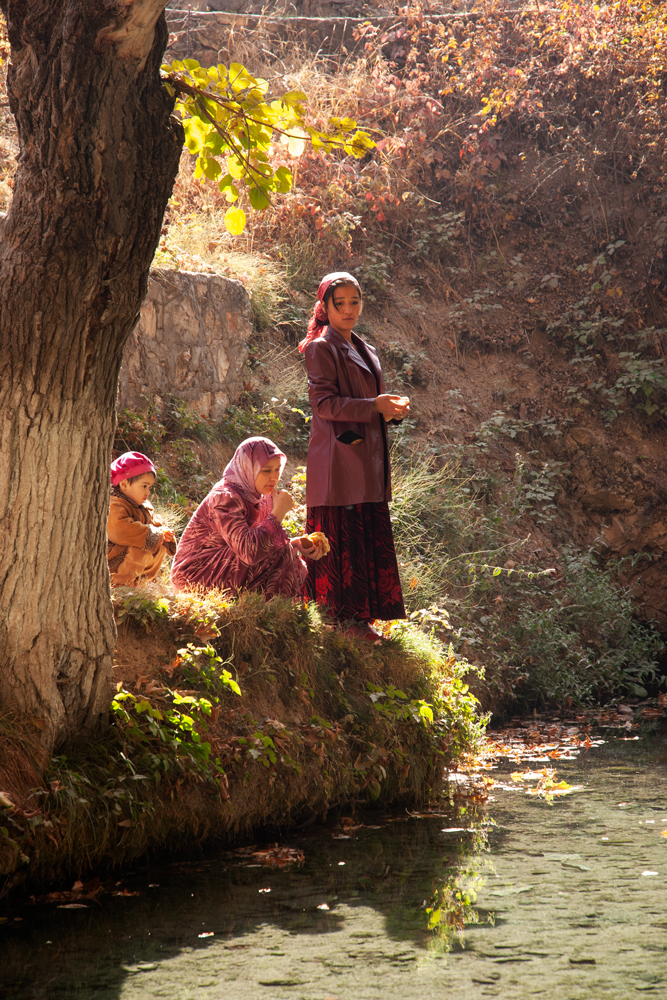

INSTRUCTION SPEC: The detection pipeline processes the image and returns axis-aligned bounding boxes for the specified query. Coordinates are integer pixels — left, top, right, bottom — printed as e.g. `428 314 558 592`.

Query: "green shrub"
114 589 171 632
219 404 284 444
385 341 429 387
167 397 216 443
353 247 392 301
115 403 166 456
511 548 664 705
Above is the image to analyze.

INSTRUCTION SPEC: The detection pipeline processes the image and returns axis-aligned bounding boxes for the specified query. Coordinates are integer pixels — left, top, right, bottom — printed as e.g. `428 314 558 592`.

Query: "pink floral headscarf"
298 271 361 353
222 437 287 506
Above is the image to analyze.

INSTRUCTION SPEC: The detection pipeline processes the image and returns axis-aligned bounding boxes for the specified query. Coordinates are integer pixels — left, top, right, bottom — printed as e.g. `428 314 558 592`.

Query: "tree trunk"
0 1 183 748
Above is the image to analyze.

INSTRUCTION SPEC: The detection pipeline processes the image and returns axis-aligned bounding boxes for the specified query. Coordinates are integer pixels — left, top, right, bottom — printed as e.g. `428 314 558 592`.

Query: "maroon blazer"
304 326 393 507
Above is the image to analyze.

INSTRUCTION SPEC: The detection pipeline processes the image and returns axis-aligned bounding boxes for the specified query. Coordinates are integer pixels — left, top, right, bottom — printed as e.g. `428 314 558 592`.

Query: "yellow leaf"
224 206 246 235
281 128 308 157
183 119 204 155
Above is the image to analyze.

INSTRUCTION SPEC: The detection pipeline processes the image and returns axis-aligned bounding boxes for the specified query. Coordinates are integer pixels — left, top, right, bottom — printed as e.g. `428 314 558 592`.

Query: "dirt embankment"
0 592 483 898
368 274 667 627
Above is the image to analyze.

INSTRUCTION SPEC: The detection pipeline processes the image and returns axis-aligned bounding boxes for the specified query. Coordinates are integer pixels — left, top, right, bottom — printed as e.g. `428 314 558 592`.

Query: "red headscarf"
110 451 156 486
298 271 361 354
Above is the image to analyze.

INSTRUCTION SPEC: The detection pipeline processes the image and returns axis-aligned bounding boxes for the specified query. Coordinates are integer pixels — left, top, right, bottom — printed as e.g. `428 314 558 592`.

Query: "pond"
2 723 667 999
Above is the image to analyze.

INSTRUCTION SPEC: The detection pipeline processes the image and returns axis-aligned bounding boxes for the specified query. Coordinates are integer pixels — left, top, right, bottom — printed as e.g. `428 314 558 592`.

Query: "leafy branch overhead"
162 59 375 234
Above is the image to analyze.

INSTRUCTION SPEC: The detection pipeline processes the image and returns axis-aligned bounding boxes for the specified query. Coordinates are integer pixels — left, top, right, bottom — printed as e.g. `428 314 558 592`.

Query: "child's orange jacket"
107 489 175 586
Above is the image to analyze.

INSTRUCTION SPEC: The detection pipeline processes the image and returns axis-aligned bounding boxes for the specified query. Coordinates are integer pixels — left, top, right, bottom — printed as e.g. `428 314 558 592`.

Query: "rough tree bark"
0 1 183 748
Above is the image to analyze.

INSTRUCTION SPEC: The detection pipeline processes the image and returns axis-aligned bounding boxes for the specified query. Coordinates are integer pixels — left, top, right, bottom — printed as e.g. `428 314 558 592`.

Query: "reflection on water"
2 731 667 999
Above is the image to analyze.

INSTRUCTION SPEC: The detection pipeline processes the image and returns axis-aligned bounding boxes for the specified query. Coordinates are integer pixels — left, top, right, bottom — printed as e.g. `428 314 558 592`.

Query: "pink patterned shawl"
170 436 306 598
222 437 287 506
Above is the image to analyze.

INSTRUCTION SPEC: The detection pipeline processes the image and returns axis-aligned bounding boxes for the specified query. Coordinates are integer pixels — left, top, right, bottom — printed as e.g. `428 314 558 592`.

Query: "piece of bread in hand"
308 531 330 555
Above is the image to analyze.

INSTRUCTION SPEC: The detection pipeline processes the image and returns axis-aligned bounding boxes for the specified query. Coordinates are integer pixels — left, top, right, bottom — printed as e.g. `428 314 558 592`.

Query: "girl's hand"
272 489 294 522
374 393 411 420
162 529 176 543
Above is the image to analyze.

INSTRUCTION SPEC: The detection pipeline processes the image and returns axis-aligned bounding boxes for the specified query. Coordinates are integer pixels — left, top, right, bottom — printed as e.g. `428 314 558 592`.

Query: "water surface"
2 728 667 999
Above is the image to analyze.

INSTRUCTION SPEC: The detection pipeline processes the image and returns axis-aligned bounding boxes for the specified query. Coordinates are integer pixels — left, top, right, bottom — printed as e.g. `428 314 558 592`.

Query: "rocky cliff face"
118 269 251 422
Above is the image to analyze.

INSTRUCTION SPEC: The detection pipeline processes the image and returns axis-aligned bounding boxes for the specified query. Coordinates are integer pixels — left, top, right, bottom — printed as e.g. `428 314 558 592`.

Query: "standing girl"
300 272 410 640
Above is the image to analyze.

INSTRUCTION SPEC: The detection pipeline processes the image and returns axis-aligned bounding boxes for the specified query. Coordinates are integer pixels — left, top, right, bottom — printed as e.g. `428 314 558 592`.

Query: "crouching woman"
170 437 324 598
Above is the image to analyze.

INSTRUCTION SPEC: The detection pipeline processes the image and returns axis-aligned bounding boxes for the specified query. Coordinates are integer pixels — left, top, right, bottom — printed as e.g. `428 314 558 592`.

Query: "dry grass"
0 712 48 808
158 155 288 330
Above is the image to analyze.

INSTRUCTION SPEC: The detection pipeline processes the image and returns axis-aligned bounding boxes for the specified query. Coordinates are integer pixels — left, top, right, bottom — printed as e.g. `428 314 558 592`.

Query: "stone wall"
118 269 251 422
164 9 473 63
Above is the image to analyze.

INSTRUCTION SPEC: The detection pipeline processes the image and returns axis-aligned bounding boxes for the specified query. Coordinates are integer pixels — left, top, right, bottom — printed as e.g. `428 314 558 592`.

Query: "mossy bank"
0 590 485 899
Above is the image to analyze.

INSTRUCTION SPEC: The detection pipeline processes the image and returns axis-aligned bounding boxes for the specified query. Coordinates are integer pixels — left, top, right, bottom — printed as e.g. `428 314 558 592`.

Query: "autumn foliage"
234 2 666 290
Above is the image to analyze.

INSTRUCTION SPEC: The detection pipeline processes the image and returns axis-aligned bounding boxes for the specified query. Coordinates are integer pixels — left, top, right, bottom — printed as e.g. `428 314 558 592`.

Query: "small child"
107 451 177 587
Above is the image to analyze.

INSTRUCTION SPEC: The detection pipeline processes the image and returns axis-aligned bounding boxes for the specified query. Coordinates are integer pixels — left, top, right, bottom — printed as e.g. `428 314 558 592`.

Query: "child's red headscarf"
298 272 361 354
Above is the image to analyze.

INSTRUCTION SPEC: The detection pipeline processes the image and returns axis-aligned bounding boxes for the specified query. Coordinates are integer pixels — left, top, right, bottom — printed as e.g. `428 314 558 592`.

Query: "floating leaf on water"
488 885 534 896
258 981 305 987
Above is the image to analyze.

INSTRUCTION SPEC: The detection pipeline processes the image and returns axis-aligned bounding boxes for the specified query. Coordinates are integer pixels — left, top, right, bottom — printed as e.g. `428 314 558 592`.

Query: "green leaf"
249 186 271 211
419 702 434 723
204 131 226 157
218 174 239 202
224 206 246 235
281 90 308 104
281 129 308 157
220 669 242 696
201 157 221 181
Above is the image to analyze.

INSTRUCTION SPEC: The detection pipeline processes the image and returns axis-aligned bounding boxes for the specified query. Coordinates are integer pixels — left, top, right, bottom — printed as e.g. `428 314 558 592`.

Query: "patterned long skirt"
304 502 406 622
